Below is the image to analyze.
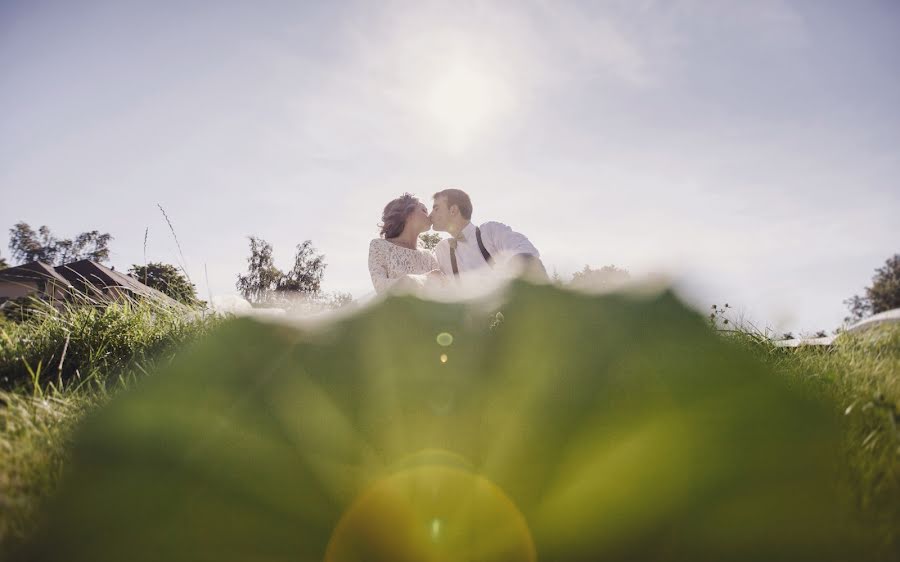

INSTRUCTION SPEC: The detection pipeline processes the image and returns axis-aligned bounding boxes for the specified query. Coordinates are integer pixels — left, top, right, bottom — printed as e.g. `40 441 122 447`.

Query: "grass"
0 388 99 543
0 293 222 547
710 314 899 558
0 291 897 557
0 292 220 392
768 328 899 557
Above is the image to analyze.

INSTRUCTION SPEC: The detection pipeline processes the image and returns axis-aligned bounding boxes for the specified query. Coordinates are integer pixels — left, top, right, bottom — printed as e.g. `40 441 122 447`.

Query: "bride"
368 193 443 293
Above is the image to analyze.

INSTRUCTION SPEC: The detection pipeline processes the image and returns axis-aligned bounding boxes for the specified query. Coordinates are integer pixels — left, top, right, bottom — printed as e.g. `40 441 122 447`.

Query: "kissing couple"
368 188 546 294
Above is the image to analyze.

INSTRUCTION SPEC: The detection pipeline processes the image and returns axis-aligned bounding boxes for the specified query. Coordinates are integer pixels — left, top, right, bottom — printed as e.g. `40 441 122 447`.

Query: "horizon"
2 0 898 335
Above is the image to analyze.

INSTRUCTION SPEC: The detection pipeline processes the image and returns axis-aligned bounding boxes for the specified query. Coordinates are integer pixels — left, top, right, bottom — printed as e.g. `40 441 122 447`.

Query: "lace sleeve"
427 250 440 272
368 240 395 294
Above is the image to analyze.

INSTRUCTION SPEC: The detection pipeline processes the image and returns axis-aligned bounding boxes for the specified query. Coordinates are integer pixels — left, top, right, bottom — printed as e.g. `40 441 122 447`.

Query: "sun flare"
426 63 511 151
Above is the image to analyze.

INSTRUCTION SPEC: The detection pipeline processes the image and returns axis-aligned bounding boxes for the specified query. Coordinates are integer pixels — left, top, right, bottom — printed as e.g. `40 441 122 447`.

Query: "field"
1 287 897 560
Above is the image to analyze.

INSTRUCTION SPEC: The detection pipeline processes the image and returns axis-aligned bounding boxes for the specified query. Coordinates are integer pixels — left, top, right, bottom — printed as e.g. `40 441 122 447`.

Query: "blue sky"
2 0 898 333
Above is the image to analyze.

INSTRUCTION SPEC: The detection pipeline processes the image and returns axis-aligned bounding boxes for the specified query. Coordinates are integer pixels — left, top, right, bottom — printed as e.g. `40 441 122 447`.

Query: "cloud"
529 0 654 86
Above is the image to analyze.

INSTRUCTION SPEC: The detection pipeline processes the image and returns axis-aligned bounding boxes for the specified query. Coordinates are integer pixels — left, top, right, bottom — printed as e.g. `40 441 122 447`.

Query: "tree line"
2 222 897 322
0 222 348 309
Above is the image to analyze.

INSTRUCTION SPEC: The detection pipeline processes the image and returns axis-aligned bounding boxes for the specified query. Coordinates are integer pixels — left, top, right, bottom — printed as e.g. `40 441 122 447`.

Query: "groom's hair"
433 188 472 220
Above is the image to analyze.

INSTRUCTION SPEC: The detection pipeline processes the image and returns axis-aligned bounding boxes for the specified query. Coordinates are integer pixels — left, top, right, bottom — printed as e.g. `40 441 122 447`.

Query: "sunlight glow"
426 62 512 151
430 518 443 540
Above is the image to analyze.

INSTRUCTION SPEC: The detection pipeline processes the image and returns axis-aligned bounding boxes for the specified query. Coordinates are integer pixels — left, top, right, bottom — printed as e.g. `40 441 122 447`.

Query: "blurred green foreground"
17 282 859 561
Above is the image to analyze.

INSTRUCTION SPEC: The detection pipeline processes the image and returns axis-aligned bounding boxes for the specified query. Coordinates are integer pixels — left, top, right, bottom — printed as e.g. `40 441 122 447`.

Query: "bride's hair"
379 193 420 238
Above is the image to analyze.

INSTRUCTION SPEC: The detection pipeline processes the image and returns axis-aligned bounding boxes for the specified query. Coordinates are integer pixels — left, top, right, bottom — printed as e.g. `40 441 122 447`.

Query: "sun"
426 62 511 151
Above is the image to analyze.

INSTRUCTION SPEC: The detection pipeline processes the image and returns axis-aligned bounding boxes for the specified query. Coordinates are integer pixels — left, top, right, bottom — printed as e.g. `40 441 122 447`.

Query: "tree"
8 222 112 265
845 254 900 323
326 291 354 309
0 250 7 270
419 232 442 251
236 237 283 304
569 264 630 290
236 237 327 305
550 268 563 284
9 224 57 263
129 262 199 305
277 241 325 296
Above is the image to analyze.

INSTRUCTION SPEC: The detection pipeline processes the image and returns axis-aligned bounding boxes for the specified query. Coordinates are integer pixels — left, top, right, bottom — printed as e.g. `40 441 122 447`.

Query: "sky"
2 0 898 334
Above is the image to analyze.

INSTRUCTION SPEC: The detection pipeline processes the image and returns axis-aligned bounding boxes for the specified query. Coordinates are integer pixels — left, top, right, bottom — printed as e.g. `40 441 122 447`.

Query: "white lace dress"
368 239 440 294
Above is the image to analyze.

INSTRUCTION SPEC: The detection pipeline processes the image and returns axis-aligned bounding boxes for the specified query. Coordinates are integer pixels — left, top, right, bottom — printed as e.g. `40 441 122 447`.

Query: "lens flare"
325 462 536 562
436 332 453 347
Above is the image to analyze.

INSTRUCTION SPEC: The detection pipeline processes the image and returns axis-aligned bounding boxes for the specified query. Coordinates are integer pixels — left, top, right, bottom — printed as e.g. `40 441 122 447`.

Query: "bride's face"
406 202 432 233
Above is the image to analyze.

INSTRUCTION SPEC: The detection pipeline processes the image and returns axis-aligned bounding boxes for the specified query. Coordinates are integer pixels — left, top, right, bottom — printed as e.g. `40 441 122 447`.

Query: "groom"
429 188 546 280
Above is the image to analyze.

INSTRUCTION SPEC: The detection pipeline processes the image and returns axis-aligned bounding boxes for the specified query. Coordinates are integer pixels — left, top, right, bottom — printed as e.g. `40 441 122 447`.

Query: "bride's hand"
427 269 444 278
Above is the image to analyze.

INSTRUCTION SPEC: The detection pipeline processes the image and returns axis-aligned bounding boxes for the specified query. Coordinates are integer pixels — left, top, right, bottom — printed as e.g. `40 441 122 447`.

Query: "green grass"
0 290 897 558
705 321 899 557
0 294 222 547
0 294 221 392
766 328 900 556
0 388 99 543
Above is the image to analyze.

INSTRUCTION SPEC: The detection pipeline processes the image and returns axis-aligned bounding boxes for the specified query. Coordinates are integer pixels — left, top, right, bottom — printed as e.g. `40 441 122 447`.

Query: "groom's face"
429 196 451 232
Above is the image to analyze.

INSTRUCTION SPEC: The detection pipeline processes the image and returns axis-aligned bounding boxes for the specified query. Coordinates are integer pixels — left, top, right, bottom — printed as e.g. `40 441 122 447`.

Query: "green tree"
845 254 900 323
129 262 199 305
277 241 325 296
8 222 112 265
550 268 563 285
418 232 442 251
236 237 282 305
0 250 7 270
569 264 630 290
326 291 354 309
236 237 327 305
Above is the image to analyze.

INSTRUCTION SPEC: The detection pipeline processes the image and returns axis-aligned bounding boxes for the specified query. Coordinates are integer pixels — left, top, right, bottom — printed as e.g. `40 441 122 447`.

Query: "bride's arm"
368 240 395 293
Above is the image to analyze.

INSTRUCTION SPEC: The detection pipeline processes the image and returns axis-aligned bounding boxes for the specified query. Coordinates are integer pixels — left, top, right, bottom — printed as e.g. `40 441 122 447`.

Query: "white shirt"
434 221 540 276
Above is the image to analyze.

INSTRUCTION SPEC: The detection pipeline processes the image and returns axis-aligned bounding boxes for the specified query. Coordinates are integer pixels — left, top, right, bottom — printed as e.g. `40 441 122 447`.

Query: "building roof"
54 260 182 307
773 307 900 348
846 307 900 334
0 261 72 288
774 335 834 347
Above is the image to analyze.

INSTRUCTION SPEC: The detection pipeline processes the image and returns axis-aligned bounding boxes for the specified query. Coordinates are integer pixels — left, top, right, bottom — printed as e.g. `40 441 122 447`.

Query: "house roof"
0 261 73 288
846 307 900 334
54 260 182 307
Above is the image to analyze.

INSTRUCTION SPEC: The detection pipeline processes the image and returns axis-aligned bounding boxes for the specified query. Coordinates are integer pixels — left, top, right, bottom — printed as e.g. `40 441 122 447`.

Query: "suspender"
475 227 494 267
450 227 494 277
449 243 459 276
450 226 544 279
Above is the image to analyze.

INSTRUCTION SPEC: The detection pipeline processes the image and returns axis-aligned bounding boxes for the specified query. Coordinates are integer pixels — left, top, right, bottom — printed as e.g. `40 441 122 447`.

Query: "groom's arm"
482 221 540 258
482 221 547 280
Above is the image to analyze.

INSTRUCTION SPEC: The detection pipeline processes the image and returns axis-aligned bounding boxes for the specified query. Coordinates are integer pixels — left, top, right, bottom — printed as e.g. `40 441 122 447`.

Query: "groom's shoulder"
479 220 511 232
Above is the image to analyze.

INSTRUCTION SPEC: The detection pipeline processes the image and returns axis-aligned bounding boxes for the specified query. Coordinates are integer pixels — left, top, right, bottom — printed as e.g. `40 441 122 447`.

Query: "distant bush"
128 262 200 305
845 254 900 323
